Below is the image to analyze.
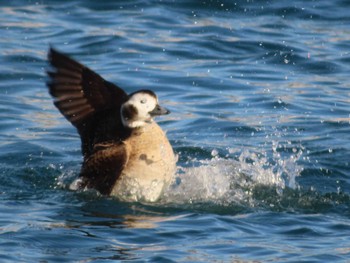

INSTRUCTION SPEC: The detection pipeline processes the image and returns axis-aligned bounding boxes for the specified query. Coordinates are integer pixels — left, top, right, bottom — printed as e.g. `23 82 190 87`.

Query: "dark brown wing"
47 48 127 124
47 48 128 157
79 142 129 195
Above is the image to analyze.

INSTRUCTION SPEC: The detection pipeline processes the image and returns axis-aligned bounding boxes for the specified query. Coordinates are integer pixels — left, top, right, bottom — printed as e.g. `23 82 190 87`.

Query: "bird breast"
110 122 176 202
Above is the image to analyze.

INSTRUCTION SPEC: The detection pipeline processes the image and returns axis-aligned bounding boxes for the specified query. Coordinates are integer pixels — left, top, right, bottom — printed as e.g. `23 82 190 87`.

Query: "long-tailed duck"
47 48 176 202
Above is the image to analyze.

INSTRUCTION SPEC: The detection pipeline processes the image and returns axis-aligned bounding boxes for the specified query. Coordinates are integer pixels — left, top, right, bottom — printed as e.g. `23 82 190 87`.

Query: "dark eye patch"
121 105 138 120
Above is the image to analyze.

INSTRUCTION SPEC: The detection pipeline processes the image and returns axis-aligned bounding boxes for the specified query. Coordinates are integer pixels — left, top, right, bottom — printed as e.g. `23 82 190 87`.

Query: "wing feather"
47 48 127 125
46 48 129 157
79 143 129 195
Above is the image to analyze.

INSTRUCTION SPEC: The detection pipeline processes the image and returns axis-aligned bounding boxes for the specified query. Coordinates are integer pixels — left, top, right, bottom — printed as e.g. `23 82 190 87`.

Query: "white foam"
162 143 303 205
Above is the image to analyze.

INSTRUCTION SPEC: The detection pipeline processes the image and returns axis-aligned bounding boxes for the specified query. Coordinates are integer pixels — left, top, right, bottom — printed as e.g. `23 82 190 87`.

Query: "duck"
46 48 176 202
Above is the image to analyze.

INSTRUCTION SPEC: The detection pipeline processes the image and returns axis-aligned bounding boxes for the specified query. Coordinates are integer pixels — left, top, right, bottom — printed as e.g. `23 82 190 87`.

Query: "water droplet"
211 149 219 157
228 148 236 154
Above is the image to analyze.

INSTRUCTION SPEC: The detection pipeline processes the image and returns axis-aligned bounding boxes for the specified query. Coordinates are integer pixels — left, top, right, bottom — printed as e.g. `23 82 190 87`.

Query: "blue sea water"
1 0 350 262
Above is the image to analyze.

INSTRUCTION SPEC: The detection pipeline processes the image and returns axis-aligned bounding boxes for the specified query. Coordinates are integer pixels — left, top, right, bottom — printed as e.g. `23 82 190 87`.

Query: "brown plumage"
47 48 176 200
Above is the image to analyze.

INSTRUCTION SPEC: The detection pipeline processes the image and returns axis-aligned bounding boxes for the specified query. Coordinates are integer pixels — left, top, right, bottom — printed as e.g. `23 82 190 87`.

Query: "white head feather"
121 91 169 129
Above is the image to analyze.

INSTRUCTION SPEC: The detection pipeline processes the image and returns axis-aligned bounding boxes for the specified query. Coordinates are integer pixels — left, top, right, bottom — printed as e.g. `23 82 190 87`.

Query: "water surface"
1 0 350 262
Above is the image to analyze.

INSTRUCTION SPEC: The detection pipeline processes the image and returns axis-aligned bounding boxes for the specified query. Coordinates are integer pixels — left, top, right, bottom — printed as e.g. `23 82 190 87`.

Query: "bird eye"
140 99 147 104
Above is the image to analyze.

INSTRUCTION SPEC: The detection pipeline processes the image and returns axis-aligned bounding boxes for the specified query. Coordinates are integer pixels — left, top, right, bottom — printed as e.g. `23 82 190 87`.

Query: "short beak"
149 104 170 116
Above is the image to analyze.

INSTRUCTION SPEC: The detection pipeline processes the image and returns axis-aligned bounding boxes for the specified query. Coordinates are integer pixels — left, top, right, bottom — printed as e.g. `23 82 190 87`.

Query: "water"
1 0 350 261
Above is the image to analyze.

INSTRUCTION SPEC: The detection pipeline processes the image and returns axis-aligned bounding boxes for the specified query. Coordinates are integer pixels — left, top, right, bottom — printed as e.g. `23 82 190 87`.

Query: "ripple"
1 0 350 262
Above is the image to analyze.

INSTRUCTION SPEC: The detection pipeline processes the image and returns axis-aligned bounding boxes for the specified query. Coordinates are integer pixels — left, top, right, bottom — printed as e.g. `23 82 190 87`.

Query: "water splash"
162 141 304 207
55 140 304 208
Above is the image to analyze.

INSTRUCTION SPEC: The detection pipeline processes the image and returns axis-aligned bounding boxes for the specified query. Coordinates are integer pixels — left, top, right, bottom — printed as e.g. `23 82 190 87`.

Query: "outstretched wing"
47 48 127 125
46 48 128 157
